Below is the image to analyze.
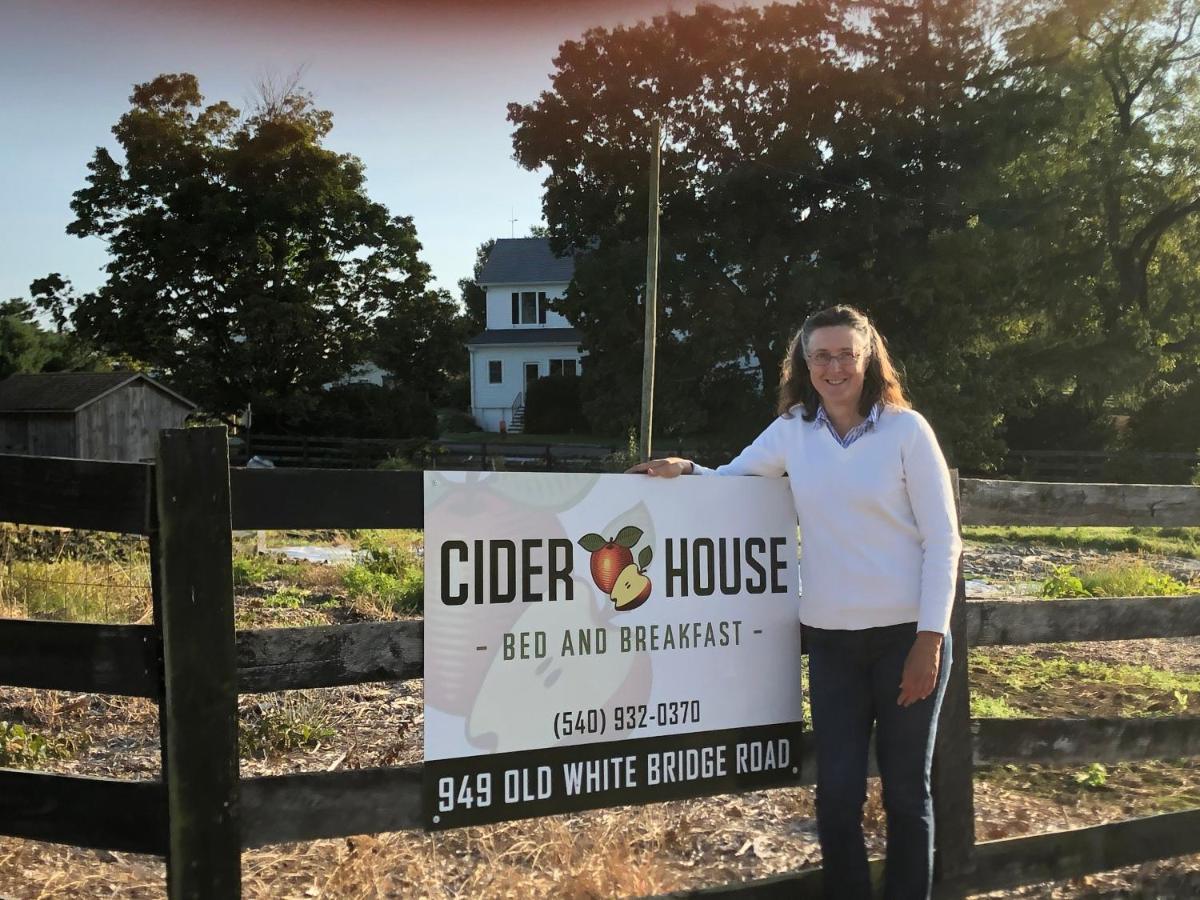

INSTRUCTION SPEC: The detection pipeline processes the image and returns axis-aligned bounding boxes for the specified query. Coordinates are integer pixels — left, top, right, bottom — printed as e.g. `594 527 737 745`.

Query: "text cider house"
438 536 791 605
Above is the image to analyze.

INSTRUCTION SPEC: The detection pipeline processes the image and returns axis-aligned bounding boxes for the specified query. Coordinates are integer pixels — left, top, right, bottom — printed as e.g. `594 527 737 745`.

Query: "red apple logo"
578 526 654 612
590 542 633 593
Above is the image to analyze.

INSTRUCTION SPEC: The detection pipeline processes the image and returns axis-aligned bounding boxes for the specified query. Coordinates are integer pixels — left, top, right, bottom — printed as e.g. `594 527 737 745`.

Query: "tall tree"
1 279 101 378
999 0 1200 410
509 2 1040 462
510 3 843 442
59 73 454 420
458 238 496 334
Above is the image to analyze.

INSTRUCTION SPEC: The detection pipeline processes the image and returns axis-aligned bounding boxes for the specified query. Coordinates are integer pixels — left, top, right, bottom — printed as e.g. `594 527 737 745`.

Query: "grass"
970 694 1023 718
963 525 1200 559
1040 560 1190 598
0 557 152 623
232 554 305 587
341 529 424 617
970 649 1200 719
239 692 337 759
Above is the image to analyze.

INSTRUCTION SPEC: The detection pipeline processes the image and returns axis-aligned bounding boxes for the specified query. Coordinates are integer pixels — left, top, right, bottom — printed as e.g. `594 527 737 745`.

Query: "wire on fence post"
155 426 241 899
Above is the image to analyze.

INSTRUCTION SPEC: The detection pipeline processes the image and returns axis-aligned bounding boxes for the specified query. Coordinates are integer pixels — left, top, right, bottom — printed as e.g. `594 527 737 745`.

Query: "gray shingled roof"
0 372 196 412
467 328 582 347
477 238 576 285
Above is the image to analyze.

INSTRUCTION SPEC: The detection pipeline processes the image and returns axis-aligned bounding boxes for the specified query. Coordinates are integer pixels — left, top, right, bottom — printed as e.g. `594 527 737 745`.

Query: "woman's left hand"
897 631 944 707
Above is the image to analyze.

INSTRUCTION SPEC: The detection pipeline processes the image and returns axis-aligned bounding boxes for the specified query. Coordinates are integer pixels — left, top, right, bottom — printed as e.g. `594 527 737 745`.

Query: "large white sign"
422 471 802 828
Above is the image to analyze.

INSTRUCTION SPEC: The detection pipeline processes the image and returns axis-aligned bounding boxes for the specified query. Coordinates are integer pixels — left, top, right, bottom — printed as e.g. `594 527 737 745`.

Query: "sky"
0 0 720 305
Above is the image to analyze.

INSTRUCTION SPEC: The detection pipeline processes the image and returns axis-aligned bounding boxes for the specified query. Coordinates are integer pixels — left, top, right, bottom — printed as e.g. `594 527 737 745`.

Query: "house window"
509 290 551 325
488 360 502 384
549 359 578 377
520 291 538 324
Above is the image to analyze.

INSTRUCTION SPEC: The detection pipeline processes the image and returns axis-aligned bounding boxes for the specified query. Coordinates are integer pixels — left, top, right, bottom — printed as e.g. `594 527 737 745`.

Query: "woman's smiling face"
805 325 868 410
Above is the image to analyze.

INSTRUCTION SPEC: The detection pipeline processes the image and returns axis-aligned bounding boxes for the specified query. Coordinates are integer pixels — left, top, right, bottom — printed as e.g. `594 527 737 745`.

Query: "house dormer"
477 237 575 330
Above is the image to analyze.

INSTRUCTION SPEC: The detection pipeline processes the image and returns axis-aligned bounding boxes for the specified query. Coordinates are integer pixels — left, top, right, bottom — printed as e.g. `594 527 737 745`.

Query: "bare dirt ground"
0 540 1197 899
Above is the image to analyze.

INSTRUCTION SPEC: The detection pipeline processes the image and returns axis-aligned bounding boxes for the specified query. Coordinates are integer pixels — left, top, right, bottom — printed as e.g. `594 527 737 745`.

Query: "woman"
629 305 960 900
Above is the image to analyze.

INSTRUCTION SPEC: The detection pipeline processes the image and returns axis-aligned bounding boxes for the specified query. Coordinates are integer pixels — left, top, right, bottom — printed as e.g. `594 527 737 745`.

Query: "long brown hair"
777 305 910 420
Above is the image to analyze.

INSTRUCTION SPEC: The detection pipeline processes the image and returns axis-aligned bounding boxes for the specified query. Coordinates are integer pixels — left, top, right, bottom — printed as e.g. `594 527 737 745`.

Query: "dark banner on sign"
423 721 803 830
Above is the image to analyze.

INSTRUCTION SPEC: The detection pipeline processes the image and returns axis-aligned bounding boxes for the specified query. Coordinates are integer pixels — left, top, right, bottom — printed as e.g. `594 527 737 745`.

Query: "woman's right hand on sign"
625 457 694 477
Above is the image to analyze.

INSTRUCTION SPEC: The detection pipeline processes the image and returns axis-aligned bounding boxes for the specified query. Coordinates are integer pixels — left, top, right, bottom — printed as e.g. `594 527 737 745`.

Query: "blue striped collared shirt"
815 402 882 448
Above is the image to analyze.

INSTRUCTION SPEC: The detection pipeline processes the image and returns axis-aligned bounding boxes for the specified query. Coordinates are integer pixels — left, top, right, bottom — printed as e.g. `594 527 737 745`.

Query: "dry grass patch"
0 558 152 623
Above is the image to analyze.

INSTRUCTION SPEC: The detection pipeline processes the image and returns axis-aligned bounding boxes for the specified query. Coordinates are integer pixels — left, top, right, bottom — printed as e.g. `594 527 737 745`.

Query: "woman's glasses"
806 350 862 369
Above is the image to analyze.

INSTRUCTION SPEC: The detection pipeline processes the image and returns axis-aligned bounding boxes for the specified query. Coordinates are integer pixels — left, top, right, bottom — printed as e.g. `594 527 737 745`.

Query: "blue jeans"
807 623 952 900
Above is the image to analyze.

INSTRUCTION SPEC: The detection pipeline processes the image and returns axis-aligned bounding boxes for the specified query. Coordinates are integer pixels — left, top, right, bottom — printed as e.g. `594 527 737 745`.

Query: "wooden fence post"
933 471 976 894
155 427 241 899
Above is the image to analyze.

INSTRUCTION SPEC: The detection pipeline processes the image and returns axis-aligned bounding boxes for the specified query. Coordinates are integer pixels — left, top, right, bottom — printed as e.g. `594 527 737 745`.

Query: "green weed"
0 720 88 768
1076 561 1188 597
971 694 1023 718
342 531 423 615
239 693 337 759
232 554 303 586
1039 561 1188 598
263 586 311 609
1040 565 1089 598
1073 762 1109 789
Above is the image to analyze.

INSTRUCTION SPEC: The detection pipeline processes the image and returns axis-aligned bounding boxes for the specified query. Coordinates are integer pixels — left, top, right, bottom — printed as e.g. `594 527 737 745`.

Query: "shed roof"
0 372 197 413
466 328 582 348
477 238 576 286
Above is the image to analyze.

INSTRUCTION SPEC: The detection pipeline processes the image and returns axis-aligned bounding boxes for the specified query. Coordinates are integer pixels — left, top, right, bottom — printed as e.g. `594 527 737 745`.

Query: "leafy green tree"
509 2 1044 462
372 288 468 401
0 300 55 379
458 238 495 334
1 279 102 379
510 4 842 441
997 0 1200 422
57 73 454 422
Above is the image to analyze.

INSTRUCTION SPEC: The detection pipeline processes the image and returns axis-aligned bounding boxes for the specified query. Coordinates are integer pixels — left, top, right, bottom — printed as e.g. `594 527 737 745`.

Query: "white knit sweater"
693 406 961 635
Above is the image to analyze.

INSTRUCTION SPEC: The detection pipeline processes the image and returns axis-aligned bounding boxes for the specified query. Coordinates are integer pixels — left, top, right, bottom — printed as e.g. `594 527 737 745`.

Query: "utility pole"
640 119 662 463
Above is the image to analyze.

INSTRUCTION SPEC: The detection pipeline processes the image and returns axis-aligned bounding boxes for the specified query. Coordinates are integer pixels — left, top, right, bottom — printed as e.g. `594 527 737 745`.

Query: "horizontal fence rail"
961 479 1200 527
240 767 424 848
1003 449 1200 484
0 620 159 696
974 716 1200 765
0 453 151 534
0 769 166 854
659 808 1200 898
967 595 1200 645
963 807 1200 896
237 716 1200 852
229 468 423 530
226 595 1200 693
3 463 1196 532
4 718 1186 859
236 621 423 693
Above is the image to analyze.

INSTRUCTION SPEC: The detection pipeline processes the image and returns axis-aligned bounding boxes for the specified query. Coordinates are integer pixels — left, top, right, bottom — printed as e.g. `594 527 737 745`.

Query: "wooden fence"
234 432 623 471
1 428 1198 899
1004 448 1200 483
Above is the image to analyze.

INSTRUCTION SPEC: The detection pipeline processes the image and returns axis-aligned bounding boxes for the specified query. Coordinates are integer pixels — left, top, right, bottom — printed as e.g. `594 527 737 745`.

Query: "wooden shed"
0 372 196 462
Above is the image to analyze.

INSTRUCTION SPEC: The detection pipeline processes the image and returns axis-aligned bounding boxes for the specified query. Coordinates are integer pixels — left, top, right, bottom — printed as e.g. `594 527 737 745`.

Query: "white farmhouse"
467 238 585 432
